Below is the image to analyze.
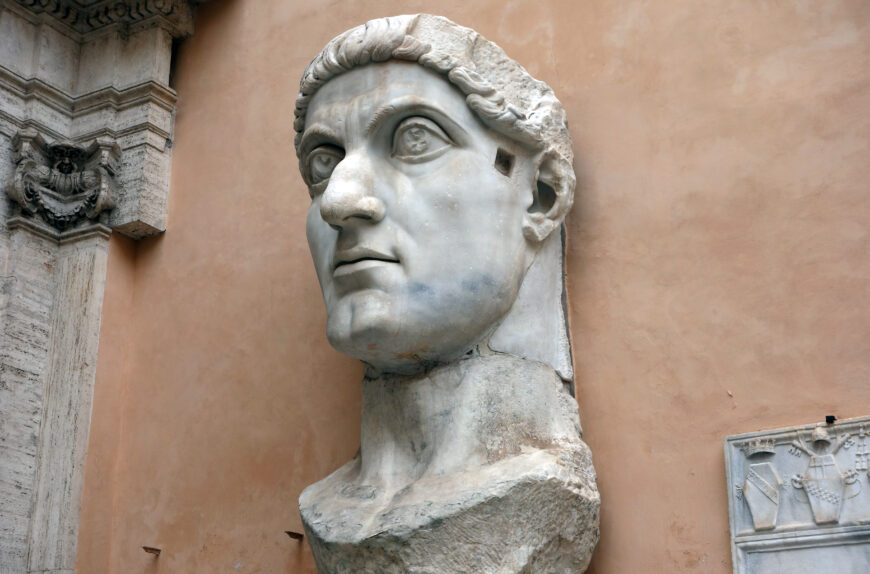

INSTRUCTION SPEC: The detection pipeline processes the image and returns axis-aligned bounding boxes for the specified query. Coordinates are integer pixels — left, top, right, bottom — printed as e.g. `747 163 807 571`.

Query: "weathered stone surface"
0 2 182 238
13 0 197 37
0 223 56 572
0 2 202 572
26 229 109 574
301 354 599 574
7 130 119 229
725 416 870 574
294 15 598 572
490 227 574 384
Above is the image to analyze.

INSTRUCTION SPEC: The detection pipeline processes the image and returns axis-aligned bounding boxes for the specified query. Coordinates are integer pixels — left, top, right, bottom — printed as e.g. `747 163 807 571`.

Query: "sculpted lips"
333 247 400 277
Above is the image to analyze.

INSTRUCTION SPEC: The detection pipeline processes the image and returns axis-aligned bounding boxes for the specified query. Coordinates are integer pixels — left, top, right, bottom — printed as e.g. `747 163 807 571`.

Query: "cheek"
404 157 527 230
453 174 528 253
306 204 335 280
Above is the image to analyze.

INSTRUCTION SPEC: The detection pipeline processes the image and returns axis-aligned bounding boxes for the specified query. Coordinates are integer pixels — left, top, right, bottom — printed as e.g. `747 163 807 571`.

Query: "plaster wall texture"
76 1 870 573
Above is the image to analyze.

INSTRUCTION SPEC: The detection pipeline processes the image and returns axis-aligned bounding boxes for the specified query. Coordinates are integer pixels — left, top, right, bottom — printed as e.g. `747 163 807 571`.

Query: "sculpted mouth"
335 256 400 269
333 247 400 273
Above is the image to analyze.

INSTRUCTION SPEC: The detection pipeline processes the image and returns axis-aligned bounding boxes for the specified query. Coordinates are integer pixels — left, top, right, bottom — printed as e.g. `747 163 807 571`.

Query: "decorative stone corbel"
7 130 119 231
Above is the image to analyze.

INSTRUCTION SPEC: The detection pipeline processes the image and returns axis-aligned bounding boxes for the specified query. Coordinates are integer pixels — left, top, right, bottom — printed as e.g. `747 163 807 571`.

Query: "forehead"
304 61 474 131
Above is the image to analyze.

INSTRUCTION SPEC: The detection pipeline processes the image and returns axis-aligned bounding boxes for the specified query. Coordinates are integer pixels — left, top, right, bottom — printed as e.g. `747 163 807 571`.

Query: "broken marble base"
299 354 599 573
301 439 599 574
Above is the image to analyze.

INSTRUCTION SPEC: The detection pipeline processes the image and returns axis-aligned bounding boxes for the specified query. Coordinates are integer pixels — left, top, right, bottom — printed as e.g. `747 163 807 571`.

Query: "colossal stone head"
294 17 599 573
294 14 576 377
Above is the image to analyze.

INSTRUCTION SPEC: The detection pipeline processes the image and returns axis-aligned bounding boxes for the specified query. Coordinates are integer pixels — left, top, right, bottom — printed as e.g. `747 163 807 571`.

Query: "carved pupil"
403 127 429 154
393 117 450 160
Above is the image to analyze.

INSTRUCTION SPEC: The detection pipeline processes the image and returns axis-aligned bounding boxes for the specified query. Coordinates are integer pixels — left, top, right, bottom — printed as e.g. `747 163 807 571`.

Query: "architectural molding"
13 0 198 38
0 1 203 571
0 65 177 133
7 215 112 243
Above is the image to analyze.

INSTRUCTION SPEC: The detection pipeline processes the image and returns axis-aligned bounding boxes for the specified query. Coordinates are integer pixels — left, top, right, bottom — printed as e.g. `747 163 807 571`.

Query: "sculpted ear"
523 151 575 244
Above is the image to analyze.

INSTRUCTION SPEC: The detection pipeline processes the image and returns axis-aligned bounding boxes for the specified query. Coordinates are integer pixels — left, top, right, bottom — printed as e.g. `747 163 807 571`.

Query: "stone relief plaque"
292 14 599 574
725 416 870 574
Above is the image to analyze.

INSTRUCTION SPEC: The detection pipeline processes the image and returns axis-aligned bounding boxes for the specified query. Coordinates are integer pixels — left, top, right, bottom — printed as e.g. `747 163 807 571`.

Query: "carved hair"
293 14 575 233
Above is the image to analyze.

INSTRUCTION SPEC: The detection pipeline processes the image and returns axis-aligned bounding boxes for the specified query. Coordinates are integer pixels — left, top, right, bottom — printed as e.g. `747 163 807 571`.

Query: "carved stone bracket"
1 0 208 238
7 130 119 231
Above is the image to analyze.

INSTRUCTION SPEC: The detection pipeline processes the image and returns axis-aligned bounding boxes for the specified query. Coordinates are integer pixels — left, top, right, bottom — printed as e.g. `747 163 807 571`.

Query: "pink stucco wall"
77 1 870 572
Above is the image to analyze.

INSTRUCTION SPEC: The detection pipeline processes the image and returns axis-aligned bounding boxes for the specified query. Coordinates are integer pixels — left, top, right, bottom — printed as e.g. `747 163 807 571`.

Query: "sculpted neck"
358 352 581 490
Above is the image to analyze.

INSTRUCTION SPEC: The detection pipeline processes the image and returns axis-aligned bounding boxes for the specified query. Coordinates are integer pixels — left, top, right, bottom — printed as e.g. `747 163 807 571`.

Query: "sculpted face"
301 62 538 373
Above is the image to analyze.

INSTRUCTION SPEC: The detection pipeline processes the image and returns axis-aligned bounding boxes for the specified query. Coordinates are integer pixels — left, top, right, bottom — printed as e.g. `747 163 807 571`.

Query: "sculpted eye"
392 117 452 163
307 145 344 186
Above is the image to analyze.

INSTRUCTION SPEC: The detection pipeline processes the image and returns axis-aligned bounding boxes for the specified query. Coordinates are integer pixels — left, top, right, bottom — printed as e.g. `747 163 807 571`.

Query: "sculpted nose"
320 154 385 229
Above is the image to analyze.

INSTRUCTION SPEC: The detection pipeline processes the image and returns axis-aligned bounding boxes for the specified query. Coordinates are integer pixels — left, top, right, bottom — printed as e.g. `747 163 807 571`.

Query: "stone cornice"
0 65 177 113
11 0 200 39
73 81 177 115
0 65 177 145
0 66 75 122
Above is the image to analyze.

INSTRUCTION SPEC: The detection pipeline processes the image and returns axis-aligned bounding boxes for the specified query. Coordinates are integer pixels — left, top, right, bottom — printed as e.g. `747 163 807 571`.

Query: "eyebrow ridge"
365 105 398 135
299 125 341 157
363 97 469 141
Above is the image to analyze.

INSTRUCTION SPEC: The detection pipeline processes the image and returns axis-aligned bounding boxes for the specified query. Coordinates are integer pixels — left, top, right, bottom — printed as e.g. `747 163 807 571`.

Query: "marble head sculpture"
293 14 600 573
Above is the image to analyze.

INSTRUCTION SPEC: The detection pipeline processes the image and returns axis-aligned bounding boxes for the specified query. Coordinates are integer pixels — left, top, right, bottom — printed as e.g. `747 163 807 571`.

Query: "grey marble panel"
726 416 870 574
